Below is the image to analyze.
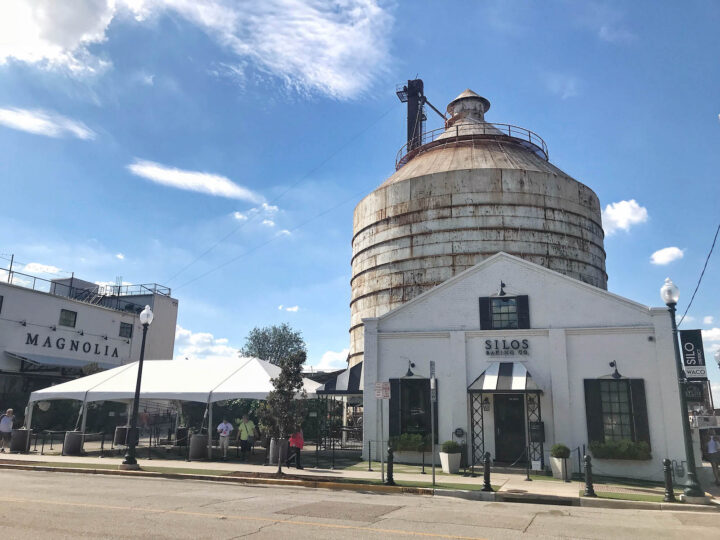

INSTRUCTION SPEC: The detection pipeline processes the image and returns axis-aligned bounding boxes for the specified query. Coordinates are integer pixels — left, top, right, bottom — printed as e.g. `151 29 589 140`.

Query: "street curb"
579 496 718 512
2 463 717 513
0 463 432 496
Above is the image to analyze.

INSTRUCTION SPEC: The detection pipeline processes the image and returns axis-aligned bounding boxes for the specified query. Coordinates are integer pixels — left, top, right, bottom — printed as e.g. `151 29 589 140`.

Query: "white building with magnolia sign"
0 267 178 416
361 252 696 482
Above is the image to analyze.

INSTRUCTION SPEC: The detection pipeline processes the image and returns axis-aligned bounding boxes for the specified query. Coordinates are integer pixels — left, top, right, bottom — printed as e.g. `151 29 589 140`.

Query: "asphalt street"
0 470 718 539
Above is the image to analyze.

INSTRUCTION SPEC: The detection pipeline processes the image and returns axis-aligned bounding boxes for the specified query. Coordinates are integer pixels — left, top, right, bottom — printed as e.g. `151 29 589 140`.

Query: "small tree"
257 350 307 474
240 323 306 366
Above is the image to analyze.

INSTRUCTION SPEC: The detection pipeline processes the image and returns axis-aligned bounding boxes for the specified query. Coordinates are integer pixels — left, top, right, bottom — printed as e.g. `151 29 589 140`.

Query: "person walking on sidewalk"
237 414 256 462
708 433 720 485
0 409 14 453
216 418 233 460
286 429 304 469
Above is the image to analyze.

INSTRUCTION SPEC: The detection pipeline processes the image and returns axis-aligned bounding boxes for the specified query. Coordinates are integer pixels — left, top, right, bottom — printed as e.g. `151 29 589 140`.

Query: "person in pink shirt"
286 429 304 469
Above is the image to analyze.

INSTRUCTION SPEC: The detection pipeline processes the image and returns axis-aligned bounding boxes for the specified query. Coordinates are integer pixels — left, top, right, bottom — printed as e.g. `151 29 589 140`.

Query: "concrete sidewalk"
0 450 685 502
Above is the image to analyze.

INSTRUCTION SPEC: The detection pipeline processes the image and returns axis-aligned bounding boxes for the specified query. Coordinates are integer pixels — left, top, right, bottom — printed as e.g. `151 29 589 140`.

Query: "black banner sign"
679 329 707 380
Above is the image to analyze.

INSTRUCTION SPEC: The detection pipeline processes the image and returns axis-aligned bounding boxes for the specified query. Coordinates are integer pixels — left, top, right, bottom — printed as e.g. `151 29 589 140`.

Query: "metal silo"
349 83 607 365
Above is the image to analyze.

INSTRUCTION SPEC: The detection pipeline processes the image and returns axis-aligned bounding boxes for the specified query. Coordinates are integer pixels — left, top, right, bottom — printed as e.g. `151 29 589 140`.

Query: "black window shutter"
630 379 651 449
389 378 400 437
584 379 604 444
479 297 491 329
517 295 530 329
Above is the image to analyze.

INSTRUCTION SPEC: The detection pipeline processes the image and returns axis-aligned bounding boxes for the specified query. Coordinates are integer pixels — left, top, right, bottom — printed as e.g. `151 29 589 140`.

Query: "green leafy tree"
240 323 306 366
257 350 307 474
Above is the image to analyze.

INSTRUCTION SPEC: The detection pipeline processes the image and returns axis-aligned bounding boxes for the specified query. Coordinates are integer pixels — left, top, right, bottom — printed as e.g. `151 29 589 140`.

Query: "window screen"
119 322 133 338
59 309 77 328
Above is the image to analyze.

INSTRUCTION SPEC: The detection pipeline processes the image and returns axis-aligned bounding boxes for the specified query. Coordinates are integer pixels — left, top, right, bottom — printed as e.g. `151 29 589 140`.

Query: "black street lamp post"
121 305 154 470
660 278 704 499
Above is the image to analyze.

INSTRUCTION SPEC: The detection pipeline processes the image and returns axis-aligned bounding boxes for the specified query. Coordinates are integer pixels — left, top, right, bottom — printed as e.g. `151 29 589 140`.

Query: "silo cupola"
446 89 491 127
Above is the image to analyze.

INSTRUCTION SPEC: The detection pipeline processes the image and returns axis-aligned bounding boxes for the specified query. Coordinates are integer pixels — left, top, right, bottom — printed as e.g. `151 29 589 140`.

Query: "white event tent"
26 357 322 457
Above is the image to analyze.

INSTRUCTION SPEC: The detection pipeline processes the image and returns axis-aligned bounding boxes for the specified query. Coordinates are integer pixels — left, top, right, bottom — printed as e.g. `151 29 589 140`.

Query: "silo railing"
395 123 549 169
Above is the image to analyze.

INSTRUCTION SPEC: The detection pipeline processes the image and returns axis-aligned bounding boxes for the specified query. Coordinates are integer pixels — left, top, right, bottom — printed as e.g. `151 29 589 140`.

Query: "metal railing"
1 267 147 313
395 122 549 169
96 283 172 297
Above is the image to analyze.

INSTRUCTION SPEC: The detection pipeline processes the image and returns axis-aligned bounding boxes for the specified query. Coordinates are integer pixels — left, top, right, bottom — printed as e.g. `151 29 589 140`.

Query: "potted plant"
550 443 571 480
439 440 462 474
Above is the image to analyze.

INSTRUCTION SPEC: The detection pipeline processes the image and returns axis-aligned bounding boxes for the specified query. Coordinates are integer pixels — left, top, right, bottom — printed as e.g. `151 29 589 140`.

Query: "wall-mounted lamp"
78 330 84 336
609 361 621 379
482 397 490 412
498 281 507 296
50 325 56 332
19 320 26 326
102 335 108 341
405 361 416 377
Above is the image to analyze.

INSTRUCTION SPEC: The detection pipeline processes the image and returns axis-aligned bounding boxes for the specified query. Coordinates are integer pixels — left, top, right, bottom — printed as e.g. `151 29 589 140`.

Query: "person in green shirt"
236 414 257 462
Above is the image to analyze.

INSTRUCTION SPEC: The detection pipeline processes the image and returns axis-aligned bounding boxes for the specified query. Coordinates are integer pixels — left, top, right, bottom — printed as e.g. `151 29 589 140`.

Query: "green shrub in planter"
391 433 427 452
441 440 461 454
589 439 651 460
550 443 571 459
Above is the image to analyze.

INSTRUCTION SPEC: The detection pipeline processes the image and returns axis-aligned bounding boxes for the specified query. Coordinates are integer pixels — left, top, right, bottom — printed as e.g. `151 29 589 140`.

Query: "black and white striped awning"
317 362 363 395
468 362 541 393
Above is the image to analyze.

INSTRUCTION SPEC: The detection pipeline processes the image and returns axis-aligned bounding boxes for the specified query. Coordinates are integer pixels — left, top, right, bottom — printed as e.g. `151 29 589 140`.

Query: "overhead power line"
678 222 720 327
165 101 399 284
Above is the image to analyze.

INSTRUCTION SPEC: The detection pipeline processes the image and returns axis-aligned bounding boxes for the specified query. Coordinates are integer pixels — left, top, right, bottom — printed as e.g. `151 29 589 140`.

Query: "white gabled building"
362 252 688 481
0 267 178 418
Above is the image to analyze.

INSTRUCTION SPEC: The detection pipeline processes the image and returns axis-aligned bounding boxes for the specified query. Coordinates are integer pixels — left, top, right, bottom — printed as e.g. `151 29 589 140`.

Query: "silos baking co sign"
679 330 707 380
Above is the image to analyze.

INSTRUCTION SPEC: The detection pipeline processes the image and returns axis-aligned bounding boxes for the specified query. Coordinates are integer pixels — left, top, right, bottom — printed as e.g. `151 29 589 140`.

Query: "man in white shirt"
708 434 720 485
216 418 233 460
0 409 14 453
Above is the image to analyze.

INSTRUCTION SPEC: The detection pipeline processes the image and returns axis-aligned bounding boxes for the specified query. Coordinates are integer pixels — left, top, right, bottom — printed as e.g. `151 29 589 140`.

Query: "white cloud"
233 212 248 221
703 316 714 325
598 25 636 43
277 305 299 312
0 1 394 99
541 72 580 100
703 328 720 341
23 262 61 275
174 324 238 361
127 159 263 202
0 107 95 139
276 229 291 237
261 219 275 227
312 348 349 370
650 247 684 265
712 381 720 408
682 315 695 323
571 2 637 44
115 253 125 260
0 0 114 74
602 199 648 235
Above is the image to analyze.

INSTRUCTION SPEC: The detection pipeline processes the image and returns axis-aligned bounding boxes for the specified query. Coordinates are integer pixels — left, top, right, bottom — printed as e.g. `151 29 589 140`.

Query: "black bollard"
367 440 373 472
583 455 597 497
482 452 493 492
421 447 426 474
663 458 677 503
385 444 396 486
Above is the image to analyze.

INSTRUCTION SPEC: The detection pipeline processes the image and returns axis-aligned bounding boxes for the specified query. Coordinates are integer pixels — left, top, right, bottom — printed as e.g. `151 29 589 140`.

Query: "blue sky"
1 1 719 398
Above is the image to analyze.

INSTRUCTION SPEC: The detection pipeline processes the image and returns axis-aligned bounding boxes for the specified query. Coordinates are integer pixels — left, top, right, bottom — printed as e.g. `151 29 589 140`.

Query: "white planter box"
550 456 569 480
440 452 461 474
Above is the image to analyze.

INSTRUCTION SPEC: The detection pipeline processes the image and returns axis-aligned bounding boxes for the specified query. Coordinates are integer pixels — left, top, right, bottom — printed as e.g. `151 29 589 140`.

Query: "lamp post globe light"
121 305 153 470
660 278 705 499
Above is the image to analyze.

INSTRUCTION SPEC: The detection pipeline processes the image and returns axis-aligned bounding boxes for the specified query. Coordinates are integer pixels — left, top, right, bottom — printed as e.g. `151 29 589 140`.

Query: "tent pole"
25 402 34 453
80 400 88 453
207 401 213 460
